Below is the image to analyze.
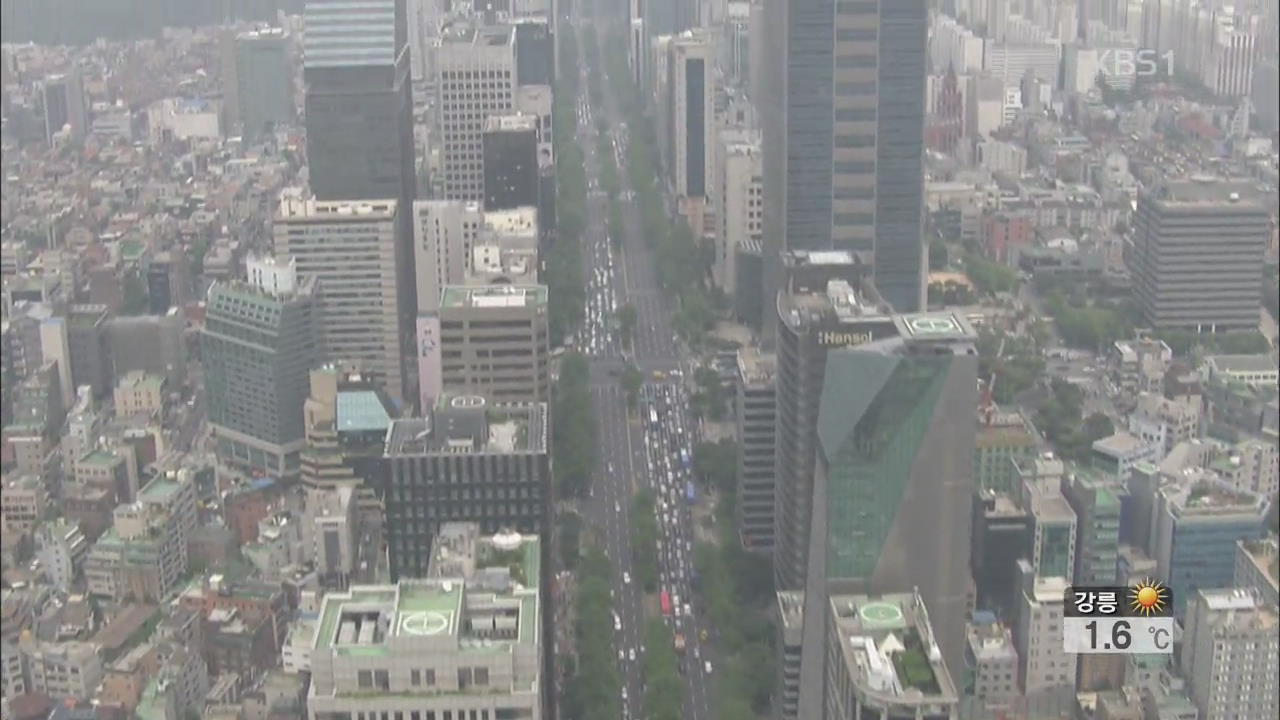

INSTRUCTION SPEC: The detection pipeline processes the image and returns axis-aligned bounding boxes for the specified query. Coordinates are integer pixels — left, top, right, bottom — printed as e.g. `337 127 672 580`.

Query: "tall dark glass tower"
302 0 416 204
761 0 928 330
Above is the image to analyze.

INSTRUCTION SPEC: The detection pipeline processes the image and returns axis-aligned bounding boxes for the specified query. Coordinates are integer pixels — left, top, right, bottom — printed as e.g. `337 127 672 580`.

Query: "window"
474 667 489 685
837 28 877 41
411 669 421 686
357 670 372 688
425 668 436 685
837 0 878 13
835 108 876 122
836 54 877 69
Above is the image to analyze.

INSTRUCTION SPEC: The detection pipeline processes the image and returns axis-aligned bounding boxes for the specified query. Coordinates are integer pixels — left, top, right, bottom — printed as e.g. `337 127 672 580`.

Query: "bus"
660 590 672 616
685 481 696 504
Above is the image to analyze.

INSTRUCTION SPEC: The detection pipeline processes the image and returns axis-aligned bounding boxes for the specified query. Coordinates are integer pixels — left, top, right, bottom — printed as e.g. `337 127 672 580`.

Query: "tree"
617 303 638 348
692 439 736 494
929 238 949 271
558 512 582 570
620 363 643 409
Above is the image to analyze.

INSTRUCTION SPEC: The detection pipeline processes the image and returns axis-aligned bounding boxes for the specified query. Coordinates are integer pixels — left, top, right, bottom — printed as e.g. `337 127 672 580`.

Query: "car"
614 502 621 513
614 617 621 631
684 603 692 617
704 661 713 674
623 572 631 585
618 649 625 660
621 687 628 701
628 648 636 662
694 646 700 660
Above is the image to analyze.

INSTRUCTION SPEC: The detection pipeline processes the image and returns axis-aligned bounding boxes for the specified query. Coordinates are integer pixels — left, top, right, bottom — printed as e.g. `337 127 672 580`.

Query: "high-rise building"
1151 472 1267 614
1013 560 1075 694
412 200 484 316
437 21 517 202
1015 455 1079 580
1061 467 1123 588
824 591 960 720
438 286 550 403
760 0 929 326
234 27 294 140
970 490 1033 619
666 30 715 234
203 255 319 480
964 617 1021 708
382 395 549 580
302 0 415 204
1181 588 1279 720
795 311 977 718
713 132 763 296
274 193 411 406
482 114 540 211
146 248 190 315
772 250 898 593
974 406 1040 493
1129 178 1270 332
735 347 776 552
513 19 554 86
300 364 397 513
1233 537 1279 609
41 68 86 143
66 304 113 401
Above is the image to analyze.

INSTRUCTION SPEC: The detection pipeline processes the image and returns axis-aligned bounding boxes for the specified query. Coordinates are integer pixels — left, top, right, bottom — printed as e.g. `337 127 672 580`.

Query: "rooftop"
313 577 538 656
276 190 397 221
78 449 122 468
137 474 185 504
440 284 547 309
737 347 776 385
484 114 538 133
336 390 393 433
1163 474 1267 515
384 399 547 456
481 206 538 238
1154 177 1270 208
1092 430 1149 456
1206 354 1278 376
829 592 957 703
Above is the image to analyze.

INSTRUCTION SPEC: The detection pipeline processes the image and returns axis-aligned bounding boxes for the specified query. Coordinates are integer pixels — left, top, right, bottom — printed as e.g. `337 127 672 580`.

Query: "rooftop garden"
892 631 941 695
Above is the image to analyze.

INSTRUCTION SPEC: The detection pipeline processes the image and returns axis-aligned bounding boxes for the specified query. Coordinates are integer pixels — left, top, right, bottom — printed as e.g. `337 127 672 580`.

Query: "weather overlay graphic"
1062 581 1174 654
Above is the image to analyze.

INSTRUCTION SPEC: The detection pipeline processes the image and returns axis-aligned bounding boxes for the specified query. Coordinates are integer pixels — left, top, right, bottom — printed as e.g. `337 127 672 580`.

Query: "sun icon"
1130 579 1168 616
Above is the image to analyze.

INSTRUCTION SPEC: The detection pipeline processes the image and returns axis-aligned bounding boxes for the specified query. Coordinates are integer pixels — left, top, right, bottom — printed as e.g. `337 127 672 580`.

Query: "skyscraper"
437 21 517 202
1130 178 1270 332
41 69 87 144
483 114 540 211
383 395 549 580
761 0 928 328
273 192 410 406
666 30 715 234
203 255 319 480
234 27 295 141
772 250 898 593
795 312 977 717
1182 588 1279 720
302 0 416 204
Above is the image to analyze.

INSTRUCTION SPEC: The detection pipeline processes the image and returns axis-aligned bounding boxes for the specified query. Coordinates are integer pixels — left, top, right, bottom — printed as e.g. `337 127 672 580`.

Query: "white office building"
1181 588 1279 720
436 22 517 202
274 192 408 405
713 133 762 296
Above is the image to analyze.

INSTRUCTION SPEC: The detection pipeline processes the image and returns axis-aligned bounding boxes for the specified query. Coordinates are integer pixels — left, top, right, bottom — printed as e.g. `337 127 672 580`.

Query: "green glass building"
202 262 319 480
796 312 978 718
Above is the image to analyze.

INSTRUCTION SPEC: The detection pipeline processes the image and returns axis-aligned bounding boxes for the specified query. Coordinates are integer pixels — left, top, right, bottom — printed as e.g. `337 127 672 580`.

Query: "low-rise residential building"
964 616 1019 706
1091 431 1158 479
1203 354 1279 388
1 473 48 533
1129 393 1200 457
24 640 104 701
36 519 88 592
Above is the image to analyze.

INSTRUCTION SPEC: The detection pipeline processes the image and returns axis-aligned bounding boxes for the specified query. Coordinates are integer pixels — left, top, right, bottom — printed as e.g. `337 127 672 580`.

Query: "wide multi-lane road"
568 13 718 720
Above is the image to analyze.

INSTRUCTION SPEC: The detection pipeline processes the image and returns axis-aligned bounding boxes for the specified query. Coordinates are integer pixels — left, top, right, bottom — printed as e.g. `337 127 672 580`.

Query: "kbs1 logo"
1099 48 1173 79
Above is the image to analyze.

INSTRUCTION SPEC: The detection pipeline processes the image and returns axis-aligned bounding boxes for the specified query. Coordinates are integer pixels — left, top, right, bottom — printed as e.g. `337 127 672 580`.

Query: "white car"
704 661 713 674
629 648 636 662
623 572 631 585
618 649 625 660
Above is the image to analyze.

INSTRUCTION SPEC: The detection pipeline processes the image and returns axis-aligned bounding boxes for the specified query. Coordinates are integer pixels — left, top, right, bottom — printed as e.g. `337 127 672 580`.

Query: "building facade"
382 396 549 580
437 22 517 202
274 194 411 406
1129 178 1270 332
438 285 550 403
203 256 319 479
